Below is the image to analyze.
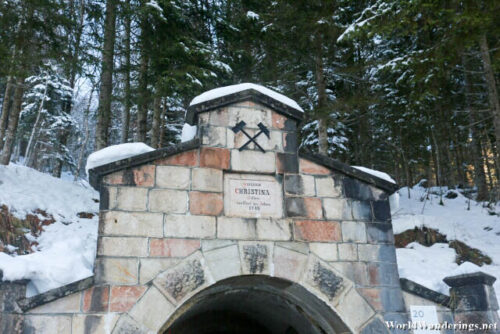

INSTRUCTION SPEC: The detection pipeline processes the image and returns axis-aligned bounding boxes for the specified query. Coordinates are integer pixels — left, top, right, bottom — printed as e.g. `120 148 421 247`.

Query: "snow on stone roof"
353 166 396 184
85 142 154 175
189 83 304 112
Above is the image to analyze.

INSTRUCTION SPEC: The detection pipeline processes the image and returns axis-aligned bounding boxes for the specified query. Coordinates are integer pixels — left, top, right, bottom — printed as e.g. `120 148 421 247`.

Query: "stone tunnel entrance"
162 276 352 334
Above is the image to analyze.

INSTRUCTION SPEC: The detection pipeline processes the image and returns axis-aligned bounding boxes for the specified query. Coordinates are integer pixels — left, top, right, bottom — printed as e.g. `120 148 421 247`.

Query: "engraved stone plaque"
224 173 283 218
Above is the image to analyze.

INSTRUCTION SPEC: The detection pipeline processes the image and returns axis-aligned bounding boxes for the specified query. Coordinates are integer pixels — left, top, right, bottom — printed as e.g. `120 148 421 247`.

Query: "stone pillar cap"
185 84 304 125
443 271 496 287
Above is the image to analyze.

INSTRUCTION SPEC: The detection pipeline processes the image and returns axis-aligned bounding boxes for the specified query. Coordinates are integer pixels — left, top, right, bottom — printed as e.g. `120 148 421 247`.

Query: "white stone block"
24 315 72 334
273 245 308 282
202 125 226 146
201 239 236 252
149 189 187 213
72 314 119 334
139 258 179 284
338 243 358 261
116 187 148 211
323 198 347 220
342 221 367 243
97 258 138 285
164 215 216 238
227 105 272 128
155 166 190 189
98 237 148 257
204 244 241 281
230 150 275 173
102 211 163 237
310 243 338 262
192 168 223 192
256 219 291 240
29 293 81 314
357 244 380 262
129 286 175 332
335 287 375 330
254 130 283 151
227 127 254 149
315 177 341 197
107 186 118 209
217 217 257 239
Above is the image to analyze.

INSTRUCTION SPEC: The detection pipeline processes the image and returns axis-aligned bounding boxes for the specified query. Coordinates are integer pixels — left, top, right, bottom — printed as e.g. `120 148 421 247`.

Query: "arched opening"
161 275 352 334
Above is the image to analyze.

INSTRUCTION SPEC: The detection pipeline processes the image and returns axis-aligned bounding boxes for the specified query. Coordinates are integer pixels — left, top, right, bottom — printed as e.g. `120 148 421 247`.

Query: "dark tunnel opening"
162 276 351 334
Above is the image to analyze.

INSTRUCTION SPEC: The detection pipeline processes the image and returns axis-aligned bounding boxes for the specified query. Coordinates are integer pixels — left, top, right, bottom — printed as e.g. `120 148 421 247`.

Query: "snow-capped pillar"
0 276 27 333
185 84 304 174
444 272 500 332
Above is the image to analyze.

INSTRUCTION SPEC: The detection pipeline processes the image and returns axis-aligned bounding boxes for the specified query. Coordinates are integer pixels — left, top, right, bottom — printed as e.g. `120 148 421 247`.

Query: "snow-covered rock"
85 142 154 175
394 184 500 304
189 83 304 112
0 164 99 296
181 123 197 142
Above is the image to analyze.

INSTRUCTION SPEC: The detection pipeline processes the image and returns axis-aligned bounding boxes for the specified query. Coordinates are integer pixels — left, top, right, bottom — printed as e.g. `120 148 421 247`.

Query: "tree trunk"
25 78 48 167
462 54 489 200
314 40 328 155
482 138 495 192
159 98 167 147
151 95 162 148
121 0 132 144
52 131 70 178
95 0 118 150
135 10 150 143
74 87 94 181
0 76 14 150
52 0 87 177
430 126 441 186
0 77 25 165
479 34 500 175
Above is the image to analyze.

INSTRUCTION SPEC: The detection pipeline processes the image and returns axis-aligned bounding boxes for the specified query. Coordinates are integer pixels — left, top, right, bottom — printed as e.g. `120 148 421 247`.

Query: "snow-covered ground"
393 185 500 303
0 164 99 297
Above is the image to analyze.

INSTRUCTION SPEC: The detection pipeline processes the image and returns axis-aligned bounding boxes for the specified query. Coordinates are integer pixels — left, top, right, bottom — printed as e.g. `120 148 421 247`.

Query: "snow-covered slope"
394 185 500 302
0 164 99 296
0 164 98 220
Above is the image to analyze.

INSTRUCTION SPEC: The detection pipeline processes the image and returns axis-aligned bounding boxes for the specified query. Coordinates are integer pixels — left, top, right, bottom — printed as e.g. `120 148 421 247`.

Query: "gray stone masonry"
444 272 500 333
0 278 26 334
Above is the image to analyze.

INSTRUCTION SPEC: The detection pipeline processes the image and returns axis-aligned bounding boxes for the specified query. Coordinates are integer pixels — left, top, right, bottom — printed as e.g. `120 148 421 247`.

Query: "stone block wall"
1 100 408 333
84 101 405 332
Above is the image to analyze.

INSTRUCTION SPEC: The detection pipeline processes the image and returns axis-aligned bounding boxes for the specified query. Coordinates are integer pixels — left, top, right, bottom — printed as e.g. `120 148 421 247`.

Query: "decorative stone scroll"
224 173 283 218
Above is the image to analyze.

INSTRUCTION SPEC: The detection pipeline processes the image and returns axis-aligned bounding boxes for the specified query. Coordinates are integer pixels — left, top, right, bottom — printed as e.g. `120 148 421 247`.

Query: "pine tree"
95 0 119 150
17 64 75 172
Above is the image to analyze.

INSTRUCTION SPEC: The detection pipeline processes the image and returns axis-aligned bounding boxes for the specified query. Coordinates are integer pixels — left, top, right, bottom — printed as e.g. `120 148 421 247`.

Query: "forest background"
0 0 498 202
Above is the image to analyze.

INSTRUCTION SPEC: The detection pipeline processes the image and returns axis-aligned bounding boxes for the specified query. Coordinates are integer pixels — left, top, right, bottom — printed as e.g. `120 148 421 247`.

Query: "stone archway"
112 245 380 334
161 275 352 334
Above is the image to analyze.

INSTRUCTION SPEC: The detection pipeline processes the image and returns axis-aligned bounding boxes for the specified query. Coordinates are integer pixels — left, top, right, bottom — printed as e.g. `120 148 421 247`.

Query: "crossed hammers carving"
231 121 270 153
